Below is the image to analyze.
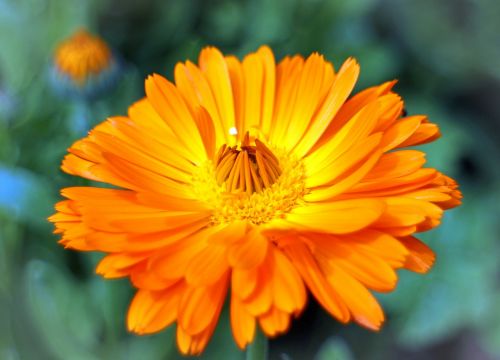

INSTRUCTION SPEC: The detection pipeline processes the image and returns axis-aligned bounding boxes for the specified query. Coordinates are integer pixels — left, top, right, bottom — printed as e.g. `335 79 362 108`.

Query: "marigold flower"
49 46 461 355
49 28 121 99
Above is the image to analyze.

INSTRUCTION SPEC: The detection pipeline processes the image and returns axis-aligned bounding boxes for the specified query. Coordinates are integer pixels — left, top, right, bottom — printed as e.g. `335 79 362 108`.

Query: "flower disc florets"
192 134 306 225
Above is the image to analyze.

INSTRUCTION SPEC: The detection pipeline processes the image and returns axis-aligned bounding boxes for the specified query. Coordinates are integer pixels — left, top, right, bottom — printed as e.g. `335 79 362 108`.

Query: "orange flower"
49 46 461 355
50 29 121 99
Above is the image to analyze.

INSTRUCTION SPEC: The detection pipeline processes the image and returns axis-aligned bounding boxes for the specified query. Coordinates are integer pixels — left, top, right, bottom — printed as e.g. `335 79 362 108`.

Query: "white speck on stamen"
229 127 238 136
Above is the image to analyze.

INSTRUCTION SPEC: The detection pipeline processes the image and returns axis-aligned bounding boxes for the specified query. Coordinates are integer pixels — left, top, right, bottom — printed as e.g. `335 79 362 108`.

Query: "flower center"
191 133 307 226
215 133 281 194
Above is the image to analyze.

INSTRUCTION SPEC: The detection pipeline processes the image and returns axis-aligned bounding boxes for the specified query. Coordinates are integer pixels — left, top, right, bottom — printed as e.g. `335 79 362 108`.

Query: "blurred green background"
1 0 499 359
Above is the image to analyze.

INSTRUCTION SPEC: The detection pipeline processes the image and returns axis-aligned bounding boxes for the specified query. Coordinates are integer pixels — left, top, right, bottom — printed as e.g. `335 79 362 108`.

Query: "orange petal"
174 61 227 147
130 269 178 290
101 152 194 198
176 319 219 356
225 55 245 133
148 228 216 280
374 197 443 229
320 80 397 143
398 122 440 148
403 189 453 204
127 283 184 334
199 47 236 142
372 93 404 131
307 233 399 292
271 248 307 313
258 306 291 337
293 57 360 156
364 150 427 180
379 115 424 151
230 294 256 349
227 229 269 269
347 168 438 196
122 220 207 252
304 148 382 202
84 231 128 252
256 46 276 137
343 230 409 268
97 210 209 234
286 199 385 234
324 262 384 330
399 236 436 273
304 99 380 171
269 55 304 145
232 267 259 300
306 133 382 188
96 253 147 278
178 273 229 335
108 116 199 168
127 98 173 135
284 241 349 322
185 245 229 285
283 53 335 151
242 269 273 316
145 74 205 159
195 106 217 160
241 50 265 134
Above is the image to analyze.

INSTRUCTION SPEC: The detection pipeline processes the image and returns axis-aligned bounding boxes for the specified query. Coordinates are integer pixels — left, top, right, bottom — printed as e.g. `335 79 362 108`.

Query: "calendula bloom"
49 46 461 355
49 28 121 99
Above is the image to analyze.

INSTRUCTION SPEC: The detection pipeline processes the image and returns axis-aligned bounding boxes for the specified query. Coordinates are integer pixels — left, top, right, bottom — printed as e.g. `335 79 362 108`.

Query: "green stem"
246 328 268 360
71 99 92 136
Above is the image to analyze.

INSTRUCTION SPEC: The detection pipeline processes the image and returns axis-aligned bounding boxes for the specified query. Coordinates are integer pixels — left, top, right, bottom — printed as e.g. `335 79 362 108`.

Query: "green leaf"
246 328 268 360
315 337 353 360
24 259 101 360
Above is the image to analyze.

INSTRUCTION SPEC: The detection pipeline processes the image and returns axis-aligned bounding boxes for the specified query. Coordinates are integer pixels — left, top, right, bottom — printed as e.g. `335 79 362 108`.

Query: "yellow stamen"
214 134 282 194
191 135 306 225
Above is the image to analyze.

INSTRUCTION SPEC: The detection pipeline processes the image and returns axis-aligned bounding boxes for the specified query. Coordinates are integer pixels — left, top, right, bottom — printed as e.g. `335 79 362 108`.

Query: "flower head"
49 28 121 100
49 46 461 355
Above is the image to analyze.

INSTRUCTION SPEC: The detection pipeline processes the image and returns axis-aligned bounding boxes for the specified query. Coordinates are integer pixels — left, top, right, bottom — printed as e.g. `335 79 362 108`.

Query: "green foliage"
315 337 354 360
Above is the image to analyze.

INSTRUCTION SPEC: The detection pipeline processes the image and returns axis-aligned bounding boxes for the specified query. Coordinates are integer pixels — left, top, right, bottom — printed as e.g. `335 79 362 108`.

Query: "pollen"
192 134 307 226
